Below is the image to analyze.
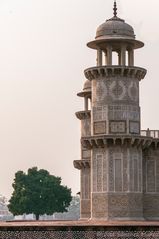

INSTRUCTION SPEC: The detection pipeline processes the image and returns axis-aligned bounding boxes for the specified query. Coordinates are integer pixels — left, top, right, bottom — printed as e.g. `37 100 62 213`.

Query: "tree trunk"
35 214 39 220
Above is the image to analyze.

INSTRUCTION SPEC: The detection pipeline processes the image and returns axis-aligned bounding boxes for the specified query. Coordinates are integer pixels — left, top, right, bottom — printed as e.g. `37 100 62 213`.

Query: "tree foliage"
8 167 72 220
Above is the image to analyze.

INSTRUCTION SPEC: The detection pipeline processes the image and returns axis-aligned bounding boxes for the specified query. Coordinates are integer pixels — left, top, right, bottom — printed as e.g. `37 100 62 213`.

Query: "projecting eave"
77 91 91 98
81 135 159 150
87 38 144 50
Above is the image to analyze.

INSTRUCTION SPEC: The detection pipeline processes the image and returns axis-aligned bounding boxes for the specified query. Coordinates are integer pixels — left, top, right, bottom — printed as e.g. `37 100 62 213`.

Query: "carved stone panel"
108 147 142 193
109 80 126 101
129 121 140 134
123 150 128 192
138 150 142 192
93 105 107 121
92 77 139 106
128 81 139 102
82 150 91 159
115 159 122 192
103 148 108 192
92 79 107 105
96 155 103 192
92 148 107 192
146 160 156 192
108 193 143 218
108 105 140 121
109 120 126 134
94 121 106 135
92 155 97 192
81 118 91 137
143 148 159 193
80 199 91 219
129 148 142 193
134 156 138 191
108 148 114 192
92 193 108 219
81 168 90 200
143 194 159 219
156 160 159 192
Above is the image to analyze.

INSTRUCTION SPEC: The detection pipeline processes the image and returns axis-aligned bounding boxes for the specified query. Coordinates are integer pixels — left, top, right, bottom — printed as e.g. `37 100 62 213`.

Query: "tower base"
91 192 143 220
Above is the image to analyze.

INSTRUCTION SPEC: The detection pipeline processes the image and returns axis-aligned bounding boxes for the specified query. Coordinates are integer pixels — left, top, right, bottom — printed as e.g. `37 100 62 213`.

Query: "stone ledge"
2 220 159 227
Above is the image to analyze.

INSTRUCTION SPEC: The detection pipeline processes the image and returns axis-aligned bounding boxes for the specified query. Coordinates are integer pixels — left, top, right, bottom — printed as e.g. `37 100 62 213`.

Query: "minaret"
74 80 92 219
74 1 148 220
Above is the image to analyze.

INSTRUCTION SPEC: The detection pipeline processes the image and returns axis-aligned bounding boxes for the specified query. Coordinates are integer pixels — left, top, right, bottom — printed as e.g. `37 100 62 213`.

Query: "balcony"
73 160 90 170
84 65 146 81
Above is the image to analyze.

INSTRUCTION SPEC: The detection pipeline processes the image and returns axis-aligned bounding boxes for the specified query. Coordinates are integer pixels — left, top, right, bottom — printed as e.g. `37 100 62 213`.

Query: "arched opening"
84 97 92 111
88 98 92 110
112 51 119 65
102 51 106 65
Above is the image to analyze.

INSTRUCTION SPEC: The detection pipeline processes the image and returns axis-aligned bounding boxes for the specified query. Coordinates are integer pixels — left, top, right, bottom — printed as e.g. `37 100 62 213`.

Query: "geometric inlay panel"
109 80 126 100
109 120 126 133
93 106 107 121
114 159 122 192
81 119 91 137
129 121 140 134
146 160 156 193
108 105 140 121
128 81 139 102
94 121 106 135
92 80 108 103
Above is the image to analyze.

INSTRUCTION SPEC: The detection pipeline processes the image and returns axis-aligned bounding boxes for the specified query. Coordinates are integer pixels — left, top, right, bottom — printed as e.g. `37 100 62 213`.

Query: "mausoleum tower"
74 1 159 221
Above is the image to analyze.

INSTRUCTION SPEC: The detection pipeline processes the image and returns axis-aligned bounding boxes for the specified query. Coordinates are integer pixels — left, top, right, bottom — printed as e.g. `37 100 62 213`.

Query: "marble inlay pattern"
0 230 159 239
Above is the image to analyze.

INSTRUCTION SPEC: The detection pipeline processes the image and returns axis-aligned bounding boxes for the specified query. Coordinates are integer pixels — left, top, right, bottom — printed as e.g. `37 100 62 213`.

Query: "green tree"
8 167 72 220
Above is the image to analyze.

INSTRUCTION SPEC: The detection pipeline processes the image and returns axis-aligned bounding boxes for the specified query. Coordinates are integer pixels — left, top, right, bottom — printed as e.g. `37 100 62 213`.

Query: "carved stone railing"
141 130 159 138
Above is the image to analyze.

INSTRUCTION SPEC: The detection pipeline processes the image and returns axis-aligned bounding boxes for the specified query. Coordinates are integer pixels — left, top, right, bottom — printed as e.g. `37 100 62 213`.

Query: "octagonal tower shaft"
74 2 148 221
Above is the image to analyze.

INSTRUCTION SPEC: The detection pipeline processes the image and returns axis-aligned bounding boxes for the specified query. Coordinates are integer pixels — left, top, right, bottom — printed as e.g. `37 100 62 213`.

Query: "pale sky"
0 0 159 199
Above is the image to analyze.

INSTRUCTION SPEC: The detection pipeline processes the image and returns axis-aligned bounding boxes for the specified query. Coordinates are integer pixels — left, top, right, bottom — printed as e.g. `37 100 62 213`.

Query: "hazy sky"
0 0 159 199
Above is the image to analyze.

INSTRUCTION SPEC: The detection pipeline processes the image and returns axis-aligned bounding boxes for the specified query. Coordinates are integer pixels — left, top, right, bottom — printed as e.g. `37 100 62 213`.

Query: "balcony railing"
141 130 159 138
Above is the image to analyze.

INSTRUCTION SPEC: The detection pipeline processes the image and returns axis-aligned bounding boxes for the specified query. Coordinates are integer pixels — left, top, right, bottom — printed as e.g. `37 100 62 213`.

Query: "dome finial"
113 0 117 17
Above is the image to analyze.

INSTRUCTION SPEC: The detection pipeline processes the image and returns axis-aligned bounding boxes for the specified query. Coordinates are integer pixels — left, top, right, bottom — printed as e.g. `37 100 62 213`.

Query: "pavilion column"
121 45 126 65
106 45 112 65
97 49 102 66
104 51 107 65
84 97 88 111
128 48 134 66
118 51 121 65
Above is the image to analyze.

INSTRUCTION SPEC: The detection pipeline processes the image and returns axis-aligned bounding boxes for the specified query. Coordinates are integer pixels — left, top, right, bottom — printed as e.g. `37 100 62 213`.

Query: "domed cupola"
87 0 144 55
83 80 91 93
96 17 135 40
77 80 91 98
77 80 91 111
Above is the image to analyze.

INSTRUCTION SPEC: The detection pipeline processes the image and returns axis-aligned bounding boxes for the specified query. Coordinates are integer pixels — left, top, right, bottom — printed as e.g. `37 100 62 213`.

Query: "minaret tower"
74 1 148 220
